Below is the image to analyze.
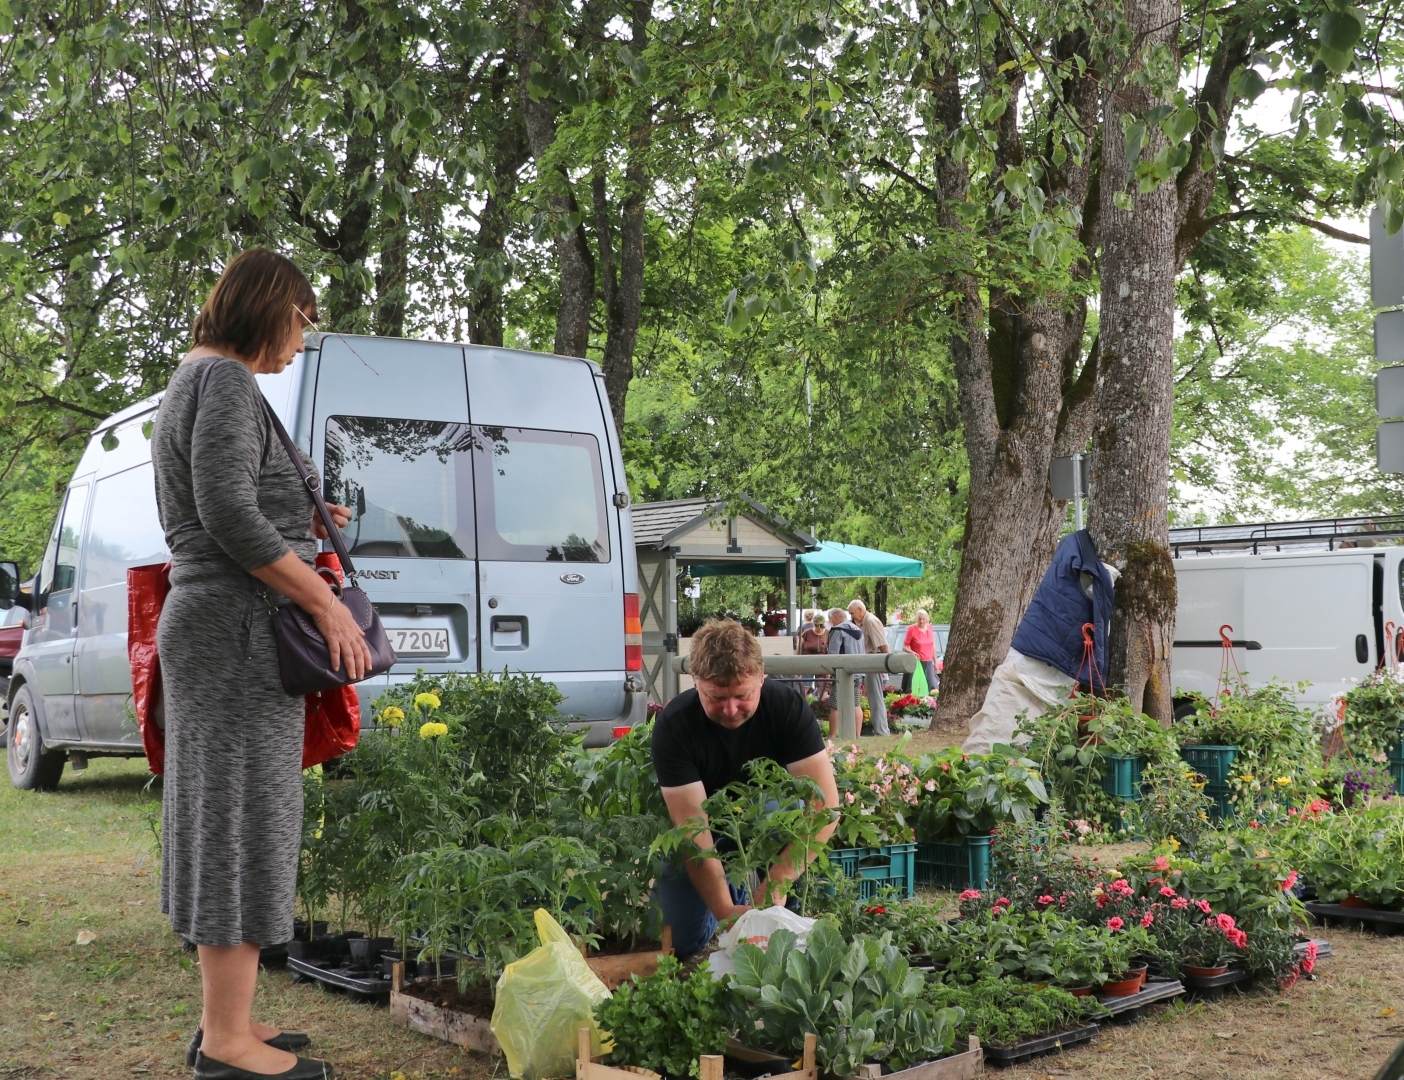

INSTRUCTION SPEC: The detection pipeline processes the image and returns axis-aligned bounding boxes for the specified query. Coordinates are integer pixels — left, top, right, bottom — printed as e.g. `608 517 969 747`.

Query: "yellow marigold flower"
419 721 449 739
1275 776 1291 787
414 692 441 710
1240 773 1256 783
380 706 405 724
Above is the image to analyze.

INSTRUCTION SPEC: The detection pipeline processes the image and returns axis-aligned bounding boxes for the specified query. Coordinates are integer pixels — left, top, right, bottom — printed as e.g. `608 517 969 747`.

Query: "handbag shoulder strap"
260 398 359 578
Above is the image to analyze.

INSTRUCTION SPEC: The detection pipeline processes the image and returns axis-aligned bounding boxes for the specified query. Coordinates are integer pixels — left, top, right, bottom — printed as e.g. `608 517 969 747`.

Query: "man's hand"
716 903 752 930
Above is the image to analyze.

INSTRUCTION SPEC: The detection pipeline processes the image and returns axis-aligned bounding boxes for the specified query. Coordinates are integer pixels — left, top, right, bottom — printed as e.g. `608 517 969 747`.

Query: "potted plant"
761 610 787 637
1098 923 1153 995
1048 929 1106 996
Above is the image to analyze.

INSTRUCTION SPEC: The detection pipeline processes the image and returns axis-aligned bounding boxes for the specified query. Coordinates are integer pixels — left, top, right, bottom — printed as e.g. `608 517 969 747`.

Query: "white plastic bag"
709 906 817 978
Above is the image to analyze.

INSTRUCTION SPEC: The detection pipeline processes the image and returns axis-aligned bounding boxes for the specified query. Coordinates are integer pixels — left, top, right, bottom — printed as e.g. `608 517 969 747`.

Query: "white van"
1170 518 1404 714
2 334 646 790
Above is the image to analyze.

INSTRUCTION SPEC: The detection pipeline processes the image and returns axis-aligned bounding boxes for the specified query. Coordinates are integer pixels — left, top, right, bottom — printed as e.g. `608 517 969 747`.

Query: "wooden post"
699 1056 723 1080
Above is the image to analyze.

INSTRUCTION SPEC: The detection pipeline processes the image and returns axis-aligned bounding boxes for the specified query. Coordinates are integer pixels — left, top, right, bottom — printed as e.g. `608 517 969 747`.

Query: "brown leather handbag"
260 394 396 695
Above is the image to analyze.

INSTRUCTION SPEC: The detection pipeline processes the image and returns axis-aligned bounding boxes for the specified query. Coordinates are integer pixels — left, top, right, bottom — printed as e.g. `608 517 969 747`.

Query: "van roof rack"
1169 514 1404 556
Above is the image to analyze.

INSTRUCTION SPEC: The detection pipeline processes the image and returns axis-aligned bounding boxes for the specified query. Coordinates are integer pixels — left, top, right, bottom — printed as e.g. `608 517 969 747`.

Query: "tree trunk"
469 61 529 347
517 0 594 358
1088 0 1181 718
374 135 411 337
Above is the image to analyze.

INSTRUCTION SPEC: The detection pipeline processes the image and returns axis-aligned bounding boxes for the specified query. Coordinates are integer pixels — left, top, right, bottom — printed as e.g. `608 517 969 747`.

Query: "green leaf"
248 17 274 51
1318 9 1364 73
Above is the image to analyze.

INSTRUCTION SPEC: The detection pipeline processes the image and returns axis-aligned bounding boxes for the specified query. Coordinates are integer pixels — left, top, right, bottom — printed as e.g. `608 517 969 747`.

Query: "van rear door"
465 348 625 722
310 336 480 711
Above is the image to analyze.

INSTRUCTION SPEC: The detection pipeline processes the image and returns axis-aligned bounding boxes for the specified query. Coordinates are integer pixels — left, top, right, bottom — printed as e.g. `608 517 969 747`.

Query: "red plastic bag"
126 556 362 775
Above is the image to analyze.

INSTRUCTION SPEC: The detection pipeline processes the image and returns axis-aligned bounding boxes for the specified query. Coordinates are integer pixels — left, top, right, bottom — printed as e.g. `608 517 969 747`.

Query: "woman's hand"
315 597 374 680
312 502 352 540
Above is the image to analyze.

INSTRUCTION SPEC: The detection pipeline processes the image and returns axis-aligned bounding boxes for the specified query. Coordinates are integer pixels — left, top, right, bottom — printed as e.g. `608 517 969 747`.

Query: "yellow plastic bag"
490 910 611 1079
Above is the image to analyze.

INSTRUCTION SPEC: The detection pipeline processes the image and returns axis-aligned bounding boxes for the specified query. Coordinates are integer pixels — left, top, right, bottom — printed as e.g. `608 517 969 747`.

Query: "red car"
0 604 25 679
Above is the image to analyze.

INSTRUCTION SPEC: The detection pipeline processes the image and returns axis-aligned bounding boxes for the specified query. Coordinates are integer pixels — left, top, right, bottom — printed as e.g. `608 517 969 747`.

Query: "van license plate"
385 626 450 657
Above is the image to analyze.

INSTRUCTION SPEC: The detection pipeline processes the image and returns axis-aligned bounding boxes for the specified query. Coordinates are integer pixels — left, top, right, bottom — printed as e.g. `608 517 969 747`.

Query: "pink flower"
1111 879 1133 896
1150 855 1170 871
994 897 1011 908
1170 897 1189 910
1036 894 1055 906
1302 940 1318 975
1106 917 1125 931
924 778 937 791
1282 870 1299 893
1215 913 1237 932
1141 911 1155 928
1159 886 1177 898
1195 899 1212 914
1231 929 1248 949
958 889 981 902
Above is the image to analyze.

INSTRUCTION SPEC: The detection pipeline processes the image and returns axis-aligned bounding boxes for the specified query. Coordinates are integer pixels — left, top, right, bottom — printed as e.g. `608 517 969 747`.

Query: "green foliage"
1278 803 1404 907
652 758 832 908
912 748 1047 842
926 910 1148 990
1339 670 1404 762
1018 695 1177 831
594 956 731 1078
1172 829 1305 933
1135 761 1215 849
728 922 962 1074
923 980 1100 1049
1176 682 1322 812
828 738 922 848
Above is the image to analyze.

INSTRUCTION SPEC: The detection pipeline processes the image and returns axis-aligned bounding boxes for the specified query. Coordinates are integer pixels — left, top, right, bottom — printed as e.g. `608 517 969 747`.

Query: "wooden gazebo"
630 495 817 704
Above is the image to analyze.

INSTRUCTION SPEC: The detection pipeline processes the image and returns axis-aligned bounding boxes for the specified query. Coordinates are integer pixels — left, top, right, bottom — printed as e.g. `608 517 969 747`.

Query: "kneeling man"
651 619 840 959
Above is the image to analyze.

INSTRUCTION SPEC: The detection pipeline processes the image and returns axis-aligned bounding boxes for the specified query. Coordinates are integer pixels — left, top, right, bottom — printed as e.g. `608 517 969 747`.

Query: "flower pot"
1065 985 1095 997
1126 962 1149 986
1100 972 1144 997
763 625 780 637
1077 715 1102 745
1341 894 1372 909
1181 963 1229 978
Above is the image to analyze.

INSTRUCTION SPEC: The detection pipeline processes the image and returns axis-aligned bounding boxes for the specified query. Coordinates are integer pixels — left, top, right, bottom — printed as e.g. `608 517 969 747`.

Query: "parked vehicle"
0 582 27 708
2 334 645 790
1170 519 1404 714
885 622 949 680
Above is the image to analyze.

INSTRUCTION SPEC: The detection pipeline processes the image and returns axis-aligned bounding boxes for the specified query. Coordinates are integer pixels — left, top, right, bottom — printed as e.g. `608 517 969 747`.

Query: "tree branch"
1290 214 1368 244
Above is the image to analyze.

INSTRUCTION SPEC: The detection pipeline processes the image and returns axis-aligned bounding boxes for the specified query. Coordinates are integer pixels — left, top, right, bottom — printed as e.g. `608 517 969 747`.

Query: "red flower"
1195 899 1212 914
994 897 1011 908
1106 916 1125 931
1159 886 1177 898
1141 911 1155 928
1036 894 1055 906
958 889 981 902
864 906 887 915
1302 940 1318 975
1214 913 1237 932
1170 897 1189 909
1282 870 1299 893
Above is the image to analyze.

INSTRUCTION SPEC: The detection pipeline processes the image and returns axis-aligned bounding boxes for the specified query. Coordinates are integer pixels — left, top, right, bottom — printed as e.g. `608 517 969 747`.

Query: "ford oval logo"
560 572 585 585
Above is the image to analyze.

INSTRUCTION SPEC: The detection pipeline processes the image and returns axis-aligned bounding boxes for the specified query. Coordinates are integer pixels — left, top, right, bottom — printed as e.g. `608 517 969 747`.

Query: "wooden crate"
388 961 501 1056
839 1037 984 1080
581 1031 817 1080
583 927 674 991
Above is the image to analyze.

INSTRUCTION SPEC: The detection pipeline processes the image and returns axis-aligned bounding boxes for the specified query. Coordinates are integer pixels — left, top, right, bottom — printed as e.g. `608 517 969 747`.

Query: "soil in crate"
587 934 667 958
400 977 496 1017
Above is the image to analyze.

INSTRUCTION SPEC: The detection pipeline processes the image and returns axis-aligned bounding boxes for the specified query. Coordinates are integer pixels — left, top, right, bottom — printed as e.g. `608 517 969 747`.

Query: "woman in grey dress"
152 249 371 1080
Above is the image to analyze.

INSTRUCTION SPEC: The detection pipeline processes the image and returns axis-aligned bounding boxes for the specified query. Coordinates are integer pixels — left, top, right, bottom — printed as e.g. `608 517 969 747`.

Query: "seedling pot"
1065 985 1095 997
1100 972 1144 997
1181 963 1228 978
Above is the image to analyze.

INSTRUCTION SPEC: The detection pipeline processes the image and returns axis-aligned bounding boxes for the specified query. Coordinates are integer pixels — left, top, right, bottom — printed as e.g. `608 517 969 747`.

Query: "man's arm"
758 749 841 906
659 781 751 924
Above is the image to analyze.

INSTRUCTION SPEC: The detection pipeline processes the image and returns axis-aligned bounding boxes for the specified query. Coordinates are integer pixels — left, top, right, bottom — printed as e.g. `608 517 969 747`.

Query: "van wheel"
1172 699 1199 724
6 685 65 791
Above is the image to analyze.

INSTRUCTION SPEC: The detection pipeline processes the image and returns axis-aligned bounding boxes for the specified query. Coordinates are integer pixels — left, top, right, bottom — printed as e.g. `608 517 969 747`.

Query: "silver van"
1 334 646 790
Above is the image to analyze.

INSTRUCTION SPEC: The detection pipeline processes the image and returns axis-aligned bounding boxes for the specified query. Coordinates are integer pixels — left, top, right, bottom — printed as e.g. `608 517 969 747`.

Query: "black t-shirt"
651 679 826 795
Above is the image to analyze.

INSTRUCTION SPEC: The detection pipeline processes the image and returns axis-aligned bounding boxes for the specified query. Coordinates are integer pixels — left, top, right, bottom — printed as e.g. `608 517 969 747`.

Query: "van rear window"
474 427 610 563
323 417 476 559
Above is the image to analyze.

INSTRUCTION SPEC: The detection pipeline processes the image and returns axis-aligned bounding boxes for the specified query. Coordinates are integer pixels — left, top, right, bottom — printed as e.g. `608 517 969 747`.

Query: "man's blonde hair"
689 619 765 684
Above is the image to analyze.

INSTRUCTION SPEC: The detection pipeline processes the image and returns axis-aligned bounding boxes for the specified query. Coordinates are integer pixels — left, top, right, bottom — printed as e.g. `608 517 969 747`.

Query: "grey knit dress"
151 356 317 947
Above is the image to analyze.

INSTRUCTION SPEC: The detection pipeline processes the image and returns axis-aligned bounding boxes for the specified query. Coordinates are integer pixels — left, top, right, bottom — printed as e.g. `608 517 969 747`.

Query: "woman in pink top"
901 609 939 694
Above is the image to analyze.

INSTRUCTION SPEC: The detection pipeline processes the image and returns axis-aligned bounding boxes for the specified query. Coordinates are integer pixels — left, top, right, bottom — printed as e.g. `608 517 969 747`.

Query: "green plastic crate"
1100 754 1146 799
832 842 917 900
1392 762 1404 796
915 835 992 892
1205 787 1235 824
1181 744 1238 787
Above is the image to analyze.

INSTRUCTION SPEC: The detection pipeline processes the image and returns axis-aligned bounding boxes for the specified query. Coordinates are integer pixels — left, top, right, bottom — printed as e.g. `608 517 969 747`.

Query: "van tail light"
624 593 643 671
613 725 632 740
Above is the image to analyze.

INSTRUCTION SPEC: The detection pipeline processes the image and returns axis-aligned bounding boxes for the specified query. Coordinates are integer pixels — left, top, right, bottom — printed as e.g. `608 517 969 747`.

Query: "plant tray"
833 843 919 900
1095 977 1184 1020
578 1027 724 1080
1180 966 1249 1003
1297 937 1331 959
287 954 392 1000
915 836 992 892
1099 755 1145 799
583 927 673 990
1179 744 1238 787
837 1037 984 1080
722 1035 819 1080
389 962 501 1055
1305 901 1404 936
983 1024 1099 1068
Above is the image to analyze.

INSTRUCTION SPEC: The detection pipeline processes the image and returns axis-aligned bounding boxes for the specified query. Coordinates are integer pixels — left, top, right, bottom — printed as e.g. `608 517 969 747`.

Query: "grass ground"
3 754 1402 1080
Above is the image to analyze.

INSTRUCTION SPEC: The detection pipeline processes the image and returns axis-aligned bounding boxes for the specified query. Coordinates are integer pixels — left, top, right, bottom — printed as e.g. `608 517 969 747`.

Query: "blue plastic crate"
1180 745 1238 787
831 842 917 900
914 835 992 892
1100 754 1146 799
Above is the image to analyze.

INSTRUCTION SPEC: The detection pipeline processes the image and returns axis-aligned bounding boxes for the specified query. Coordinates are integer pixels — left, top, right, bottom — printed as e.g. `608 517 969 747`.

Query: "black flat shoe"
192 1051 332 1080
185 1029 313 1068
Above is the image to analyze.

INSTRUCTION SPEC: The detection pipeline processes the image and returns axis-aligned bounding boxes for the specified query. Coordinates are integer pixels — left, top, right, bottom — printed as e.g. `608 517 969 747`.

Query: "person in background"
848 599 891 737
825 607 864 737
798 609 828 697
901 609 939 695
650 620 839 959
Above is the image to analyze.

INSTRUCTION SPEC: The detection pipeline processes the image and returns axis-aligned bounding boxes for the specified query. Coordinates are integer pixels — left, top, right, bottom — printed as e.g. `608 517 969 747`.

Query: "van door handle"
1357 634 1370 663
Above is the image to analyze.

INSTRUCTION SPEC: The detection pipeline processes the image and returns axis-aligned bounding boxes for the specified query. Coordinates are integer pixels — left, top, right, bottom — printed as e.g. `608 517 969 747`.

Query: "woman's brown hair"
191 248 317 362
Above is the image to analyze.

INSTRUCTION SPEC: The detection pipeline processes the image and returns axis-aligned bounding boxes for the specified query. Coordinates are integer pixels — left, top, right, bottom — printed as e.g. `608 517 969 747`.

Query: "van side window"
323 416 476 559
82 463 170 592
474 427 610 563
39 484 90 596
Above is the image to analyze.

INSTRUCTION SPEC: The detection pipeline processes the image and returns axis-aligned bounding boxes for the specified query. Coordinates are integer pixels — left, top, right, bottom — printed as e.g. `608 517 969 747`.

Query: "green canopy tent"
686 540 924 580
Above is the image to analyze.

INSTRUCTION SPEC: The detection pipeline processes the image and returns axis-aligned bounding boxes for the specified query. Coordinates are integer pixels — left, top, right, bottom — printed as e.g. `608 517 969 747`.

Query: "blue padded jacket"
1009 529 1115 688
